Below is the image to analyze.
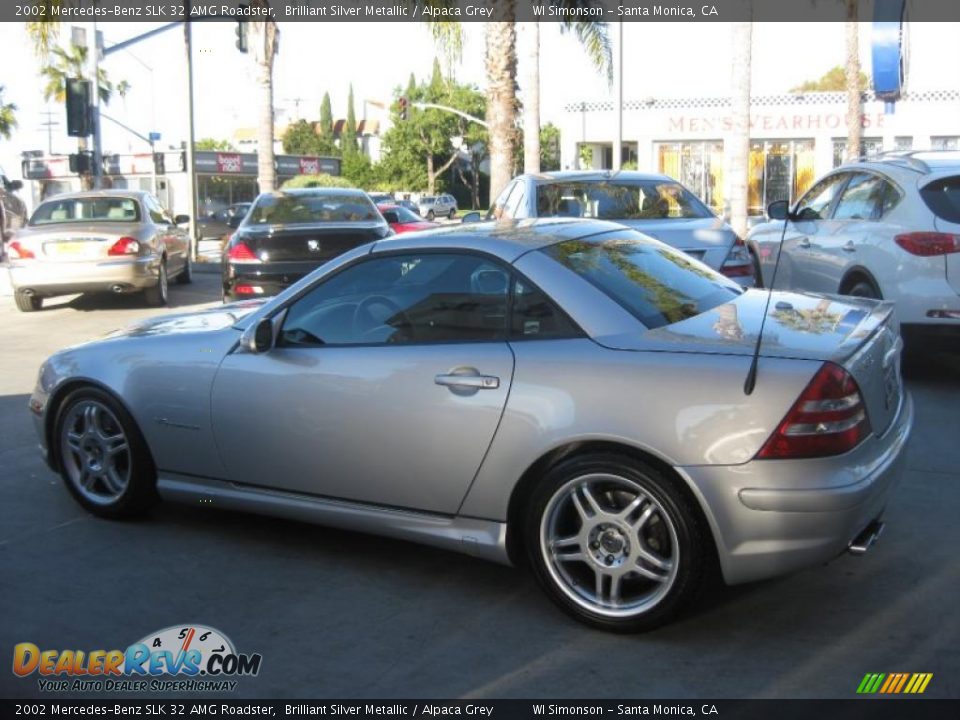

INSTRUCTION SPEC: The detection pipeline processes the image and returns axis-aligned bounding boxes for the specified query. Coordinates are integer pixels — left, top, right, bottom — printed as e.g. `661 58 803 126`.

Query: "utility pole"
38 110 60 155
613 23 623 172
184 12 198 260
88 20 103 188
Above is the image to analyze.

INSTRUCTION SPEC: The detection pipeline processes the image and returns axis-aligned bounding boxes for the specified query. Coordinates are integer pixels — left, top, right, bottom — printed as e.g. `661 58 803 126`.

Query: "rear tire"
844 278 881 300
448 209 456 220
176 255 193 285
144 260 169 307
14 291 42 312
54 387 159 519
524 453 708 632
427 210 435 221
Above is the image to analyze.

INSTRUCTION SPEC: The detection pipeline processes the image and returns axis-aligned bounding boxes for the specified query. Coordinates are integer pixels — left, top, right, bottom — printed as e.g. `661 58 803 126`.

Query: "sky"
1 20 959 180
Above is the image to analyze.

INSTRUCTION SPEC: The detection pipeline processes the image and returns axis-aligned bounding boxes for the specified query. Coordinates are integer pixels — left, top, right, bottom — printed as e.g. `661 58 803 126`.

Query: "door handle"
798 237 811 249
435 373 500 390
842 241 857 253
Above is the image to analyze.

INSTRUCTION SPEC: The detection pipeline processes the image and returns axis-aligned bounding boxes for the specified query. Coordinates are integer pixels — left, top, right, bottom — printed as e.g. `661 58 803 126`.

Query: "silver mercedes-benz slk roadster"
29 219 912 631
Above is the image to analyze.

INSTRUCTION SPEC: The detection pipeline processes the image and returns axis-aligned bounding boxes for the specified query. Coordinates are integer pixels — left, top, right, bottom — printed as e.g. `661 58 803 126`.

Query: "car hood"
104 300 267 339
611 217 736 251
597 289 895 363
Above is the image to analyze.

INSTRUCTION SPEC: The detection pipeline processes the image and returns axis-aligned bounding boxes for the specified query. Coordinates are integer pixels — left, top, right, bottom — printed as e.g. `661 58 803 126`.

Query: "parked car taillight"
757 362 871 459
107 237 140 256
227 241 259 262
7 241 35 259
894 232 960 257
721 237 755 278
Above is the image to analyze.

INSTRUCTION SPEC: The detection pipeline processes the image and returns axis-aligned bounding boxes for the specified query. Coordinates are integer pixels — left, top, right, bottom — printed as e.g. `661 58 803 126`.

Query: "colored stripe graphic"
857 673 933 694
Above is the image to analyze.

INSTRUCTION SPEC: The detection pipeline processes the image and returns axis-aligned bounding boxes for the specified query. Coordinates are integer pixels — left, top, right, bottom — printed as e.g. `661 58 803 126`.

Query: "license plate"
45 241 97 258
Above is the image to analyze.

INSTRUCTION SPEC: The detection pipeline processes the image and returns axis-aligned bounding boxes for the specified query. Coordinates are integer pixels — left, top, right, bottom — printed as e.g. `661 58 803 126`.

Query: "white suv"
417 194 457 221
749 151 960 345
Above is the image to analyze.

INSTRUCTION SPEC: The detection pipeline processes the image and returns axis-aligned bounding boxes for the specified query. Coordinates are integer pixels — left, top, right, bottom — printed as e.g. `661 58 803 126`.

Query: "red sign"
216 153 243 173
298 157 320 175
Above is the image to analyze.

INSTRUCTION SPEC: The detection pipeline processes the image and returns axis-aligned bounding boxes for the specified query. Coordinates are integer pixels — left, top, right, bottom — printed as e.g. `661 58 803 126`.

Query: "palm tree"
249 1 280 192
485 17 519 203
521 13 611 174
728 21 753 241
0 86 16 140
844 0 863 162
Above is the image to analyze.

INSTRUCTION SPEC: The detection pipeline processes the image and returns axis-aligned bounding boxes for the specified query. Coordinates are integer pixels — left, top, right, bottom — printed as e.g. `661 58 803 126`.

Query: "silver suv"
417 194 457 220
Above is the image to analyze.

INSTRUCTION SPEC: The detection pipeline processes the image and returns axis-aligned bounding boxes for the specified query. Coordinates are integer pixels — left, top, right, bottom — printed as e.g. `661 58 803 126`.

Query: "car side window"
794 173 848 220
490 182 518 220
279 253 510 347
511 278 581 340
833 173 890 220
144 196 170 225
503 183 527 219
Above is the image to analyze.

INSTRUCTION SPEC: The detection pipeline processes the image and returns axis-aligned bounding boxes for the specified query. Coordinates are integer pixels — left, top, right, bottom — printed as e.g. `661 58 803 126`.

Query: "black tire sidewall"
524 453 707 632
54 387 159 519
847 281 880 299
144 261 168 306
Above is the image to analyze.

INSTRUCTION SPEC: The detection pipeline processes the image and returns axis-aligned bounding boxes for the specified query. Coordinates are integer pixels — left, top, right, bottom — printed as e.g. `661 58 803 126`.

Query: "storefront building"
561 90 960 216
21 150 341 221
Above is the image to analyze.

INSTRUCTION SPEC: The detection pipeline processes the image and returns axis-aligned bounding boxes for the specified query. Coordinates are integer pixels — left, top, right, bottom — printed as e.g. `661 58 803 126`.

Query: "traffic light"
65 78 92 138
399 96 408 121
235 6 249 53
153 152 165 175
69 152 93 174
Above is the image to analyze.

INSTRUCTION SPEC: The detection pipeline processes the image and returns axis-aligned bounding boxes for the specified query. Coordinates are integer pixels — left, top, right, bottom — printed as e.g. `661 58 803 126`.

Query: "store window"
931 137 959 151
656 141 724 214
746 140 815 216
196 175 257 220
894 137 913 151
832 138 883 167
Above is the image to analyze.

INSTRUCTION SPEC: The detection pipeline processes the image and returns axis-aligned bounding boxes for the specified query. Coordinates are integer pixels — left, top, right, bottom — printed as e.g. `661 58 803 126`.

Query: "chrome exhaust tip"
848 520 885 555
110 284 125 293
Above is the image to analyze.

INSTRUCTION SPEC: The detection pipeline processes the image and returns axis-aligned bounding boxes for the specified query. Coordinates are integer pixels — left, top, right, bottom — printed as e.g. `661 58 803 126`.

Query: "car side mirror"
174 214 190 225
241 317 275 354
461 212 482 224
382 210 399 224
767 200 790 221
7 179 23 192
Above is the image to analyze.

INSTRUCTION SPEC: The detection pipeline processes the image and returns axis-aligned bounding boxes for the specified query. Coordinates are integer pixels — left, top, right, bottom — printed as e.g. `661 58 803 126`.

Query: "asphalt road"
1 269 958 700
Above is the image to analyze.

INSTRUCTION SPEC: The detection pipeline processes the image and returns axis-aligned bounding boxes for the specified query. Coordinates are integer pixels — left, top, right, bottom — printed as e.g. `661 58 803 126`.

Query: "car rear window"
247 192 378 224
543 233 742 330
535 180 713 220
920 176 960 224
29 197 141 225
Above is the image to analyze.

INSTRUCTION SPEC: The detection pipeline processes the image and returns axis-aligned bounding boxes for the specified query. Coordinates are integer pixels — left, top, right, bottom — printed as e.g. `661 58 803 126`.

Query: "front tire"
144 259 168 306
14 291 42 312
427 210 435 221
525 453 708 632
54 387 159 519
448 209 456 220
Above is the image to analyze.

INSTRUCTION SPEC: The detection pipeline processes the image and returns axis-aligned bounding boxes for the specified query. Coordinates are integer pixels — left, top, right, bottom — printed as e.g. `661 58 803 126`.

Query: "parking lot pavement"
0 280 958 700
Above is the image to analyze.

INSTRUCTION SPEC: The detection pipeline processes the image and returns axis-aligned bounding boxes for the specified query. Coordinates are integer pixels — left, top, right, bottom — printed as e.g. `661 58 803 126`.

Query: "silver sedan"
28 219 912 631
7 190 192 311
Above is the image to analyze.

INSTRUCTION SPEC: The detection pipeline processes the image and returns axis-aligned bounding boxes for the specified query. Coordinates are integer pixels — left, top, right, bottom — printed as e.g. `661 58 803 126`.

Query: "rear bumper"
222 260 326 301
679 391 913 585
9 256 160 297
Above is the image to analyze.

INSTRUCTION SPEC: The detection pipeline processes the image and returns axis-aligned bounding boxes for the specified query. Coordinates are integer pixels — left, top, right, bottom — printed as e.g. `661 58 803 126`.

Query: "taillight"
757 362 871 459
721 237 755 279
7 241 35 259
894 232 960 256
107 237 140 256
228 240 259 262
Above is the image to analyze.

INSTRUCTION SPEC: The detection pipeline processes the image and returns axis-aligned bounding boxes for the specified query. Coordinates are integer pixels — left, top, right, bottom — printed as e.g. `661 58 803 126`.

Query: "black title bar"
6 0 960 24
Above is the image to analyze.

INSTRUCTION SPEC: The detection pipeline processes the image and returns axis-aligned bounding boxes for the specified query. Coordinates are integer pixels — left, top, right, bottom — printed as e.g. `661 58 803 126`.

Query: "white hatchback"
749 152 960 344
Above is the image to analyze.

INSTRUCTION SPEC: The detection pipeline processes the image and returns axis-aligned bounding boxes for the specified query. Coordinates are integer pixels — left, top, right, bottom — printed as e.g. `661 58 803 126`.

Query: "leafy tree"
281 120 320 155
317 92 337 156
540 123 561 172
341 152 380 189
195 137 236 151
406 73 417 99
342 84 359 156
0 86 16 140
379 72 487 197
790 65 869 93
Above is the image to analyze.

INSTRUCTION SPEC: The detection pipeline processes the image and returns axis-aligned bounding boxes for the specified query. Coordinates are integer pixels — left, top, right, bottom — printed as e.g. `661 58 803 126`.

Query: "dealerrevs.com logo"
12 624 262 693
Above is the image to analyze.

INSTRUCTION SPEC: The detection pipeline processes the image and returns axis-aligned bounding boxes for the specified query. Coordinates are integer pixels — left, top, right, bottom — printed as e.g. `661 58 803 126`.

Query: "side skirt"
157 472 511 566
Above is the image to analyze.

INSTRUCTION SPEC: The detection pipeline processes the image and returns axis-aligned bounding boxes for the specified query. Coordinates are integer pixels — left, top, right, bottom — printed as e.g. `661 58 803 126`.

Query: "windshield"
247 192 379 225
29 197 141 225
543 233 741 330
536 180 712 220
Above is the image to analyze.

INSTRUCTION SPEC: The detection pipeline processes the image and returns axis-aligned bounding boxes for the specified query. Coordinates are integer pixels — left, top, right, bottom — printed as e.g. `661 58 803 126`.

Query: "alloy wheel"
60 400 132 506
